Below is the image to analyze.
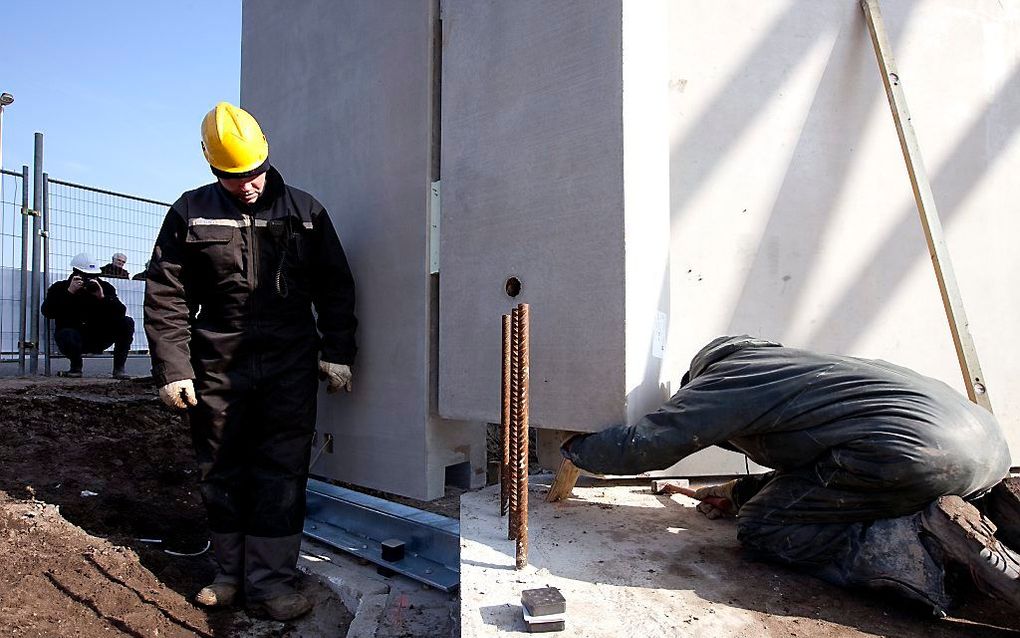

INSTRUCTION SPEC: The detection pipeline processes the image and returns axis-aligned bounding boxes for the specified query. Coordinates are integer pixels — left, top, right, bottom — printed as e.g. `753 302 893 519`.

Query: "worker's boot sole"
921 495 1020 608
984 478 1020 551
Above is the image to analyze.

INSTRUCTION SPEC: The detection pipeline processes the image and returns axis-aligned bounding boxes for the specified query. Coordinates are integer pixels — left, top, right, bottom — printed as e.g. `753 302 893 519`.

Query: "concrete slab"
460 478 1016 637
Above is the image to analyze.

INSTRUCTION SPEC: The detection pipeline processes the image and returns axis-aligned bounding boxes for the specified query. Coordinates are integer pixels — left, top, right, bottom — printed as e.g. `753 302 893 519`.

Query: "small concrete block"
651 478 690 494
521 587 566 616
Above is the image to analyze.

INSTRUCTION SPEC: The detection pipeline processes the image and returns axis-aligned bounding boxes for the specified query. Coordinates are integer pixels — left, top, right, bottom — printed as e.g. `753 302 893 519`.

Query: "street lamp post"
0 92 14 172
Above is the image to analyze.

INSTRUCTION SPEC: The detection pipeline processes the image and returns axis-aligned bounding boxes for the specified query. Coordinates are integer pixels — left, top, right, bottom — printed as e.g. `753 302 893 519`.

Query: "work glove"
318 361 353 393
159 379 198 410
692 479 740 520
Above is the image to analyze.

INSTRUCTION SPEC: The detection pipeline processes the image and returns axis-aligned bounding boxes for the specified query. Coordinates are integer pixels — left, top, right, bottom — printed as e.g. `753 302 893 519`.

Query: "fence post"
42 172 51 376
28 133 42 374
18 164 30 375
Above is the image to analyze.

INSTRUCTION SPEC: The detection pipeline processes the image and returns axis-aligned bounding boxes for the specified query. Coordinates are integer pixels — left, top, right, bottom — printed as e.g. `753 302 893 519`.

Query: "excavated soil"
0 377 352 638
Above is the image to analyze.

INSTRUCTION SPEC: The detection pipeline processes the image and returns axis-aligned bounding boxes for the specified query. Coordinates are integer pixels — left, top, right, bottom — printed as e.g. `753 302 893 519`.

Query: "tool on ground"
650 478 690 495
521 586 566 633
860 0 990 412
499 303 531 569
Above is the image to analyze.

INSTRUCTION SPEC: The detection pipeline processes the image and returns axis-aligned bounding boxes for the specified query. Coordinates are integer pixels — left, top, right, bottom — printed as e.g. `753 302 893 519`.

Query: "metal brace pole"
17 164 30 375
28 133 42 374
42 172 51 376
860 0 991 412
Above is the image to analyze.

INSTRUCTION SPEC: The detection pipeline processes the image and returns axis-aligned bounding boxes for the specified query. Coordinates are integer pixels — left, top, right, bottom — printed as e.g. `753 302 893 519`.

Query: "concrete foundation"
460 479 1015 637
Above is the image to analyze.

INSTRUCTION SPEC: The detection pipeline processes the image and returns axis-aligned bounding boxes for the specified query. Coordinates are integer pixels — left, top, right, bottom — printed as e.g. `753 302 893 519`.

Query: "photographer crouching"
41 252 135 379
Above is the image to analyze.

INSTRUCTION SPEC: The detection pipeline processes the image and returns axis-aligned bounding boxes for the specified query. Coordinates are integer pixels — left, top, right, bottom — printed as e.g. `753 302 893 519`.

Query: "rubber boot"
195 532 244 607
844 512 953 615
921 495 1020 610
245 533 312 621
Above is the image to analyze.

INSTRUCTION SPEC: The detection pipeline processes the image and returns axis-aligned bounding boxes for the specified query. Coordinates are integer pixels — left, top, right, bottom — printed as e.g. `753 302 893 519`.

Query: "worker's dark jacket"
566 336 1009 524
42 277 127 334
144 167 357 387
100 264 129 279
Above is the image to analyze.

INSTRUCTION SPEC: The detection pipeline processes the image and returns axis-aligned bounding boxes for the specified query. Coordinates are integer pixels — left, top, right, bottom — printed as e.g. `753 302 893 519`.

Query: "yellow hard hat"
201 102 270 178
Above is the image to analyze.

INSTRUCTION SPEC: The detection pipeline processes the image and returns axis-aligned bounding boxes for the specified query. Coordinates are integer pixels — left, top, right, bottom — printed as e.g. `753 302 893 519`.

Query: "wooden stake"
546 458 580 503
860 0 992 412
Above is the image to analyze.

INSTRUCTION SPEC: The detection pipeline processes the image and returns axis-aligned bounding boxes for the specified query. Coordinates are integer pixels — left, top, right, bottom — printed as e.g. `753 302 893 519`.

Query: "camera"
84 278 101 293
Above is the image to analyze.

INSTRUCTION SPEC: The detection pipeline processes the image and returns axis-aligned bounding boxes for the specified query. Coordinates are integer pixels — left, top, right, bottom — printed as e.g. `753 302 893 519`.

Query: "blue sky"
1 1 241 203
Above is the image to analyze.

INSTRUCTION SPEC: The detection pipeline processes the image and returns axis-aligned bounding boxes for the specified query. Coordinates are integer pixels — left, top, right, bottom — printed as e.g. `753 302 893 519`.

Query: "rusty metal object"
515 303 530 569
500 314 511 517
508 306 521 540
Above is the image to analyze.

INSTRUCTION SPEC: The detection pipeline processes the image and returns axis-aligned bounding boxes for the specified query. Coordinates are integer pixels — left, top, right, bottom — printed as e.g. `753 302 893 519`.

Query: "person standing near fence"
144 102 357 621
41 252 134 379
100 252 130 279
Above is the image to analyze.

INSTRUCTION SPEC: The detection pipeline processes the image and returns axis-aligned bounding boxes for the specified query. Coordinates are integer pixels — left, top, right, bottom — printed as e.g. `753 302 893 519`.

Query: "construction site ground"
460 479 1020 637
0 376 457 637
2 376 1019 638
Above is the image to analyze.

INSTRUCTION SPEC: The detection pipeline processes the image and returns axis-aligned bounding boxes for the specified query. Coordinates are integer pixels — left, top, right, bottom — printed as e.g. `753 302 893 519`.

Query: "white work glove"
692 479 740 520
159 379 198 409
318 361 353 393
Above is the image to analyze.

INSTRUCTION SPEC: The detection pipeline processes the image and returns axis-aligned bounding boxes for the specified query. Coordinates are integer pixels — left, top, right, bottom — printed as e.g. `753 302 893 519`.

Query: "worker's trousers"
732 471 960 613
54 316 134 371
188 356 318 601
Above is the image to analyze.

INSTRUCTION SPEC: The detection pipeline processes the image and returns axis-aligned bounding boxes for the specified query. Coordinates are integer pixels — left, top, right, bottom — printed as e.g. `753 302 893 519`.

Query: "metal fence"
1 132 171 372
46 178 169 355
0 167 27 359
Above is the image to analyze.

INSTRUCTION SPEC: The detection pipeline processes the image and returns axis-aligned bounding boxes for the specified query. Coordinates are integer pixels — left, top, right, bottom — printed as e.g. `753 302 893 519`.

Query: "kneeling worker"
42 252 134 378
145 102 357 620
562 336 1020 615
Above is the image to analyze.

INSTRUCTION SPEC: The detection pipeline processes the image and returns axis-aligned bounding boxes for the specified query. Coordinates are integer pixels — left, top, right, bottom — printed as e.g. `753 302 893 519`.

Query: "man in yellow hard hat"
144 102 357 621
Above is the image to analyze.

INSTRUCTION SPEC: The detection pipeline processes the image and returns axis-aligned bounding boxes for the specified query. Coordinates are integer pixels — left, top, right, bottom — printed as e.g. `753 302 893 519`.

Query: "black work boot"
245 533 312 621
921 495 1020 609
195 532 244 608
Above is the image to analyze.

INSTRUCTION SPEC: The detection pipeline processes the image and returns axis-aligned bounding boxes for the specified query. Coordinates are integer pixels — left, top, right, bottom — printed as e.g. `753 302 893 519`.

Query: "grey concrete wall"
436 0 1020 469
241 0 483 499
438 1 627 429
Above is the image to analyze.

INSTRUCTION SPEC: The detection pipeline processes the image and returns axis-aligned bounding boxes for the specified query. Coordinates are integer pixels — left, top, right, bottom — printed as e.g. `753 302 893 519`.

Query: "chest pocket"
186 224 243 274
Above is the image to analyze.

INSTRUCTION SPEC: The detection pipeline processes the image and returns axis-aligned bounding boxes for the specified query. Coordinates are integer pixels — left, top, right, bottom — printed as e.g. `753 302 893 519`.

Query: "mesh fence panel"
46 179 170 354
0 169 26 359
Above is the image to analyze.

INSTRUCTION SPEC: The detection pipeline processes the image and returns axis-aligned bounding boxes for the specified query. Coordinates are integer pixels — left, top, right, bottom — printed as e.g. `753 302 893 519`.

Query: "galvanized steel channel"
303 479 460 592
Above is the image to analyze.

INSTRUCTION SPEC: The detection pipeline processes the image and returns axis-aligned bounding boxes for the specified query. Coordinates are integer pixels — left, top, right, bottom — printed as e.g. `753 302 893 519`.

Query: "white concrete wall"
241 0 484 499
662 0 1020 460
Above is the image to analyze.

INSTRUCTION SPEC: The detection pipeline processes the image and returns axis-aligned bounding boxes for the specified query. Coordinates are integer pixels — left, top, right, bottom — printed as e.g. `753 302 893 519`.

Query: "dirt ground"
0 377 353 638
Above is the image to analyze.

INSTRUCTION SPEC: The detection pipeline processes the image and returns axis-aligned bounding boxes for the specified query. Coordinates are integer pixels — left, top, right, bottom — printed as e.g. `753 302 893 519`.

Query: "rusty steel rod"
508 306 521 540
500 314 511 517
515 303 530 569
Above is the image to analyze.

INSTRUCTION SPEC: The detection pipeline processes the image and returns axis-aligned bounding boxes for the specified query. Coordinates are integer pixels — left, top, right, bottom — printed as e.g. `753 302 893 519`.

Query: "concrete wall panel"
242 0 483 499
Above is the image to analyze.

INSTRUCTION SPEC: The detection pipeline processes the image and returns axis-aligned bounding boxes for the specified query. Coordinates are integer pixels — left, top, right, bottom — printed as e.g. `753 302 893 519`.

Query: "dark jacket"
100 264 130 279
144 167 357 386
41 277 127 334
567 336 1008 505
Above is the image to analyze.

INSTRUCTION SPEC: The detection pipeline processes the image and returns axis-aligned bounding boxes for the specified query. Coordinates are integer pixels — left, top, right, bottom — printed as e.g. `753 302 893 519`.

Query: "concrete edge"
299 539 392 638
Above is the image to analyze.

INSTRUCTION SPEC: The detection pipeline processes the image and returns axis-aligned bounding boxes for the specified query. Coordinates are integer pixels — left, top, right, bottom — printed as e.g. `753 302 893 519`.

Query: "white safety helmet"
70 252 101 275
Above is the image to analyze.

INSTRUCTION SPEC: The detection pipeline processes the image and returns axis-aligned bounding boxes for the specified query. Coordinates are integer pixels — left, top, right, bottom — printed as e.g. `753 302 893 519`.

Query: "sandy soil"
0 377 352 638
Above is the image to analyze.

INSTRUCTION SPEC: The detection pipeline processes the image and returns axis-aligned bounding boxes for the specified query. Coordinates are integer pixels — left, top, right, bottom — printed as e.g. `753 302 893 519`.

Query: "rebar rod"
508 306 521 540
500 314 512 517
515 303 530 569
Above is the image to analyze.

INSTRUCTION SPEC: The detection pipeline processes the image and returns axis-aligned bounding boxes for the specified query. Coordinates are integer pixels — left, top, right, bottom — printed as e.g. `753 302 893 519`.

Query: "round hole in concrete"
505 276 522 298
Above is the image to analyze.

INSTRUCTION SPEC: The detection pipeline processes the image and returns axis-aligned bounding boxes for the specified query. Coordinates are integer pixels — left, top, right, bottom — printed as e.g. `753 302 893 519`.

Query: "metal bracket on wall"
430 180 441 274
303 479 460 591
